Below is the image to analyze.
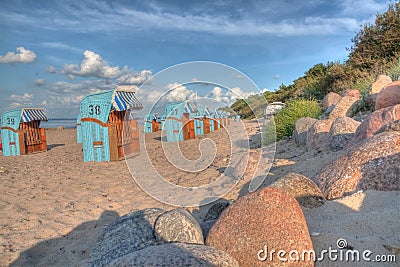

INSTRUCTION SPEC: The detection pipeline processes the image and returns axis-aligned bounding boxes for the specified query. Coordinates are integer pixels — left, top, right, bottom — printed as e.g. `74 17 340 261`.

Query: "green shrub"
386 58 400 81
264 99 321 144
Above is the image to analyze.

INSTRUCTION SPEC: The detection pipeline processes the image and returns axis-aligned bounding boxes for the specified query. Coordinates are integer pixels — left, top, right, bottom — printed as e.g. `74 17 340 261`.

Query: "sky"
0 0 391 118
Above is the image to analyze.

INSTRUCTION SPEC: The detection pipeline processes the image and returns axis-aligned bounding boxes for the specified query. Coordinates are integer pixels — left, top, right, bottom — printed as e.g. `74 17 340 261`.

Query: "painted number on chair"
6 118 15 125
88 105 101 116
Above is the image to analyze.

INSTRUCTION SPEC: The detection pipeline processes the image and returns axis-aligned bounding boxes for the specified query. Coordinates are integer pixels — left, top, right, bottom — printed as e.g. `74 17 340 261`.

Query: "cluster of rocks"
293 74 400 199
91 182 319 266
90 207 238 266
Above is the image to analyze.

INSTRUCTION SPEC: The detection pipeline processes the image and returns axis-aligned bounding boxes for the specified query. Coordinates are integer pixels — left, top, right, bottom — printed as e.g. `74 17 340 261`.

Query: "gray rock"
154 208 204 245
90 208 166 267
327 117 361 151
293 117 318 146
306 119 334 151
204 201 230 221
108 243 239 267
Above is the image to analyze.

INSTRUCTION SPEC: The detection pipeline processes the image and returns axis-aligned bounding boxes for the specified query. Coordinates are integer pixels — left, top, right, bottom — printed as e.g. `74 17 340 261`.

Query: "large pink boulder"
366 75 392 107
328 95 362 119
206 187 314 266
315 132 400 200
375 80 400 110
321 92 341 110
350 104 400 146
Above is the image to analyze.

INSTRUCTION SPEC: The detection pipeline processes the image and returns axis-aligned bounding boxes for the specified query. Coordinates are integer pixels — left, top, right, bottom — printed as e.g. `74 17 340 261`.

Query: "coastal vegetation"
231 2 400 141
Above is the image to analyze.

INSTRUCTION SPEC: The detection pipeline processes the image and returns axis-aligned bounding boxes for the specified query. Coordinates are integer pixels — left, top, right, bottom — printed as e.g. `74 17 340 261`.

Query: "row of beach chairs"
0 86 240 162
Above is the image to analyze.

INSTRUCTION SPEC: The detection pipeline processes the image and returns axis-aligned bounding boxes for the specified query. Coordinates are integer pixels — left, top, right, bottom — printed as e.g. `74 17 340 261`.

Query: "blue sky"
0 0 390 118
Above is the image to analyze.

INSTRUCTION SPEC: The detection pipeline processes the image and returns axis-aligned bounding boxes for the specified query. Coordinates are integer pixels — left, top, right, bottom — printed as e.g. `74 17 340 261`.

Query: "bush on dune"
264 99 321 144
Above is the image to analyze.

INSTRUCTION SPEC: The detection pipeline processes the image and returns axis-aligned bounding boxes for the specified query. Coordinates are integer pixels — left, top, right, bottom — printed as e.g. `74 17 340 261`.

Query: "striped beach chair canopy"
204 106 211 117
165 101 198 119
128 110 137 120
21 108 48 122
183 101 198 113
111 89 142 111
213 109 222 118
195 106 211 117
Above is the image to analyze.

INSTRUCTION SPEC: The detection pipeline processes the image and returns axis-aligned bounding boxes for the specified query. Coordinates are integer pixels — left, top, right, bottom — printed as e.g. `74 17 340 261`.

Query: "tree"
347 3 400 76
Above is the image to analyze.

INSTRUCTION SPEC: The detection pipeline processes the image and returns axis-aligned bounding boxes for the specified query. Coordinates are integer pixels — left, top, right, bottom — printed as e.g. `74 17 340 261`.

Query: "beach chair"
79 86 142 162
1 108 47 156
164 101 198 142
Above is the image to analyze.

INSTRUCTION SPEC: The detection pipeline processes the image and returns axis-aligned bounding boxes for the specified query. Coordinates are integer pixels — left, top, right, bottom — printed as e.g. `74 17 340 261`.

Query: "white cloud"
9 93 34 108
62 50 121 79
141 89 164 103
0 47 36 63
164 82 196 102
10 102 22 109
10 93 34 101
62 50 152 84
0 1 384 37
46 65 56 73
34 78 45 86
339 0 388 17
207 86 258 104
116 69 153 85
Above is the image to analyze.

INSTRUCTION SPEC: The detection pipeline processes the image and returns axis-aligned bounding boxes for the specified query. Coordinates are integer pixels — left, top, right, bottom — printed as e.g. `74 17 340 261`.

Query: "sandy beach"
0 120 399 266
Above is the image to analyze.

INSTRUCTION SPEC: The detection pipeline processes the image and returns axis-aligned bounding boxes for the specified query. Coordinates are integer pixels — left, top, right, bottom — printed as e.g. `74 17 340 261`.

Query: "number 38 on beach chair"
1 108 48 156
79 86 143 162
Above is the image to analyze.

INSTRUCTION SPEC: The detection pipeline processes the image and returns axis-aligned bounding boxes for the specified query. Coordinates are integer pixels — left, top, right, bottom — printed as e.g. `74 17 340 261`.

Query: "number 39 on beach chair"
79 86 143 162
1 108 48 156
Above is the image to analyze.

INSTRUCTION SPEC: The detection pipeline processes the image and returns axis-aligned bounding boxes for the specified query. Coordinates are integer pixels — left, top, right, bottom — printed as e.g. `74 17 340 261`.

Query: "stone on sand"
206 187 314 267
90 208 166 267
375 80 400 110
293 117 318 146
154 208 204 245
204 201 230 221
315 132 400 199
327 117 360 151
328 95 362 120
306 119 334 151
349 104 400 146
270 173 325 208
107 243 239 267
366 74 392 108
